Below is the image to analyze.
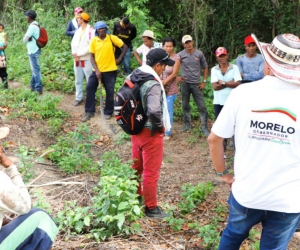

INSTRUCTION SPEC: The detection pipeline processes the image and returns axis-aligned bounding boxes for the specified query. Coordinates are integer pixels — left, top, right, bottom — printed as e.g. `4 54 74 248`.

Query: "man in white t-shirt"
133 30 160 66
208 33 300 249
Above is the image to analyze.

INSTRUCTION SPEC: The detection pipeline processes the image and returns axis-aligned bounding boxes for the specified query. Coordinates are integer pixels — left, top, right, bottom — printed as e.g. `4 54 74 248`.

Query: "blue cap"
94 21 110 35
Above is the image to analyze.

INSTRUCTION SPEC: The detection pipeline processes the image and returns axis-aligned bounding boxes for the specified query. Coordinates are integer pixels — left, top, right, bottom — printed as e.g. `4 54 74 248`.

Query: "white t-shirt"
135 42 161 65
212 76 300 213
211 63 242 105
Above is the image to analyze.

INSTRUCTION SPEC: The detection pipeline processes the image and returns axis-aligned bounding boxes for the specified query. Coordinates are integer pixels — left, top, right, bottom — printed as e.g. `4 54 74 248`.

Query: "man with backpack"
82 21 127 122
23 10 43 95
71 12 94 106
129 48 174 218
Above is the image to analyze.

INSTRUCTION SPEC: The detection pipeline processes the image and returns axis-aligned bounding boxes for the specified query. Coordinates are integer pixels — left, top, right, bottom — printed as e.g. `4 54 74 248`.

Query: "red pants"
131 127 164 210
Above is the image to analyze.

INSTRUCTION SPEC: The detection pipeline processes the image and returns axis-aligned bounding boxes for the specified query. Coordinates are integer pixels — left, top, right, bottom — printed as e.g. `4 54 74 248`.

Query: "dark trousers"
214 104 224 119
85 70 117 114
181 82 208 124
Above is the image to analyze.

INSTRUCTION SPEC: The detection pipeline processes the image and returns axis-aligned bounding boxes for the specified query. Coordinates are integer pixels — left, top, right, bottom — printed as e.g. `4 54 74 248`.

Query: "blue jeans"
165 94 177 136
74 60 93 101
219 193 300 250
122 48 131 75
85 71 117 114
28 49 42 93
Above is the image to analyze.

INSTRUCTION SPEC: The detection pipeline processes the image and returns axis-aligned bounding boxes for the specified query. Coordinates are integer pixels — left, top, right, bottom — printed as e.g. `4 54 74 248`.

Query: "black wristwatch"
215 168 229 177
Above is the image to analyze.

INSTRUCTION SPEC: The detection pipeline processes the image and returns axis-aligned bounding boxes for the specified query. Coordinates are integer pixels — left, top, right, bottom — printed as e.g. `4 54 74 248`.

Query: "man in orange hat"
236 35 264 83
71 12 94 106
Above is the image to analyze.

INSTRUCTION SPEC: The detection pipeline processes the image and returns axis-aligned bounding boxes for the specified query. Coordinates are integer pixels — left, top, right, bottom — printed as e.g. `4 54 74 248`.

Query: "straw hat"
252 33 300 84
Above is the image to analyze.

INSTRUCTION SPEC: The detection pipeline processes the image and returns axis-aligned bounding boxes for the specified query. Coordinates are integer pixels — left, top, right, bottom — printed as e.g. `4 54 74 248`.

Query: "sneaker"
182 124 191 132
73 99 83 106
104 115 112 120
82 113 95 122
145 206 169 219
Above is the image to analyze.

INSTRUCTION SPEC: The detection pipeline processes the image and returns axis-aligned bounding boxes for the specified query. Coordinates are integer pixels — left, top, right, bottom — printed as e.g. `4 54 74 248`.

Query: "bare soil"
2 83 300 250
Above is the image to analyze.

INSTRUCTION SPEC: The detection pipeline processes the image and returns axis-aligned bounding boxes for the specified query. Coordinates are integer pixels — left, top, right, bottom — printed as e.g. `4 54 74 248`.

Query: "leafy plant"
32 189 53 214
15 145 42 183
55 151 142 241
190 222 220 250
48 124 99 174
115 131 131 145
178 182 214 214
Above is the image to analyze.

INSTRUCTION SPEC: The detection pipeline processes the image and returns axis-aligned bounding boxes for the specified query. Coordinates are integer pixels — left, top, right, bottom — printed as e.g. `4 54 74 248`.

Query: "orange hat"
80 12 90 22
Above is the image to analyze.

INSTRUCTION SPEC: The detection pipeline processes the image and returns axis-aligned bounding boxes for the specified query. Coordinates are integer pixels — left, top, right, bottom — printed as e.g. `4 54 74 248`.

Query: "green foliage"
178 182 214 214
163 205 185 231
56 201 92 234
48 124 99 174
15 145 42 183
55 151 142 241
32 189 53 214
0 88 67 120
47 117 63 136
189 222 220 250
115 131 131 145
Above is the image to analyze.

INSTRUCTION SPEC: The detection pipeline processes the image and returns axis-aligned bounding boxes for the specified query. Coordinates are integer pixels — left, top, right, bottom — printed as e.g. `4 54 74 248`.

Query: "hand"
95 70 102 80
0 46 4 50
217 80 223 85
220 174 235 189
177 76 184 84
116 57 122 65
0 147 14 168
198 82 206 90
2 218 11 226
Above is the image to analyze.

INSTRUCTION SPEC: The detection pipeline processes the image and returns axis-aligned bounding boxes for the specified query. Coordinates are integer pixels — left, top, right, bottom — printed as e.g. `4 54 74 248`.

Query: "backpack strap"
31 23 40 40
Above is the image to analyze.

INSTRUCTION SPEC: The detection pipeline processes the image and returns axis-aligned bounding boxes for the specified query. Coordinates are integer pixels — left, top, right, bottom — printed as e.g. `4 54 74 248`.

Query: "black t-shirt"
113 22 137 47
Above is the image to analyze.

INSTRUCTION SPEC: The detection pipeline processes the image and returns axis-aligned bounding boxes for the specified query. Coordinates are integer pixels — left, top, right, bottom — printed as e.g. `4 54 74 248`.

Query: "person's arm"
208 132 235 188
116 43 128 65
162 59 180 85
199 67 208 90
90 53 101 79
245 57 265 81
66 21 76 37
134 47 143 66
4 33 7 47
131 25 137 40
146 83 164 131
219 79 241 88
235 56 243 78
0 150 31 215
112 23 117 36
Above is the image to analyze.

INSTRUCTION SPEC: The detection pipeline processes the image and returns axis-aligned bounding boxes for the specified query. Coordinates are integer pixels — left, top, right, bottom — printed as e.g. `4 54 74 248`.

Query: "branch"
27 181 84 188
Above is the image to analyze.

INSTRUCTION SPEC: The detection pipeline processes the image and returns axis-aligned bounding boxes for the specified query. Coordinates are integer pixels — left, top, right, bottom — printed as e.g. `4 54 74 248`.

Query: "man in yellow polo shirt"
82 21 128 122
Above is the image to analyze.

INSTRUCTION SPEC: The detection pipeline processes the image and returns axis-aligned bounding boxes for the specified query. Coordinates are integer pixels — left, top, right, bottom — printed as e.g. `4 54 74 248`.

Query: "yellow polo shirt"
89 34 124 72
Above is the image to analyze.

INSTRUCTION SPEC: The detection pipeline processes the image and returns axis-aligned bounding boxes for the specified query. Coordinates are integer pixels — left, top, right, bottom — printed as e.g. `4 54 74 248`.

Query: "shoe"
104 115 112 120
35 91 42 95
182 124 191 132
73 99 83 106
82 113 95 122
145 206 169 219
